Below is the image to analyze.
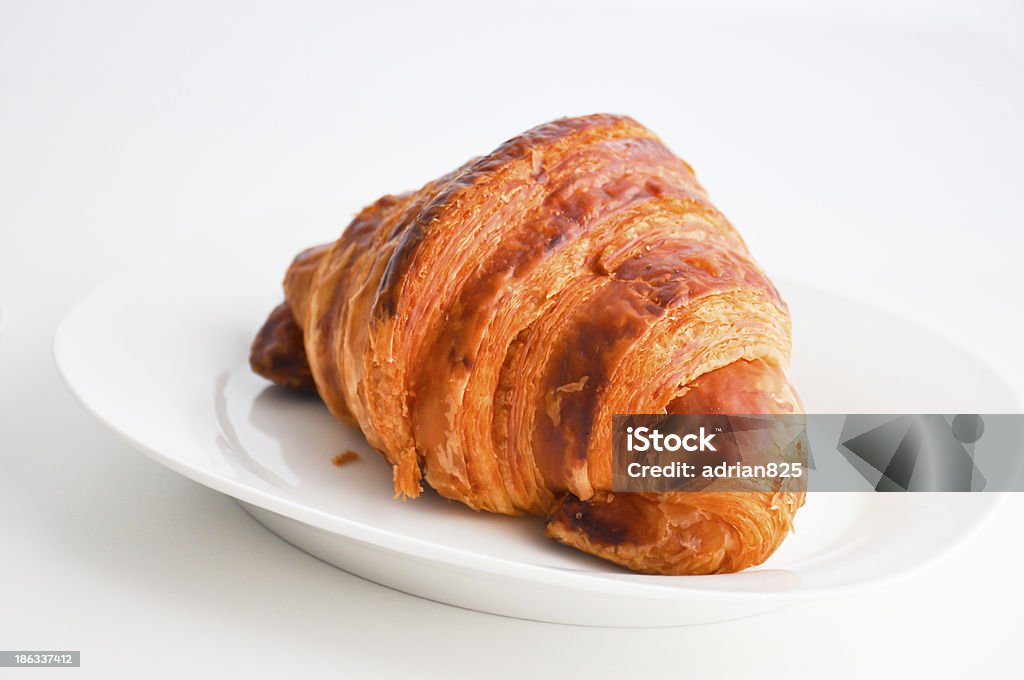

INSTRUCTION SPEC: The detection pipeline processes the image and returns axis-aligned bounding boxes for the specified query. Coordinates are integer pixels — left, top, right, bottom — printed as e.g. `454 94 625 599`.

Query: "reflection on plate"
54 211 1018 626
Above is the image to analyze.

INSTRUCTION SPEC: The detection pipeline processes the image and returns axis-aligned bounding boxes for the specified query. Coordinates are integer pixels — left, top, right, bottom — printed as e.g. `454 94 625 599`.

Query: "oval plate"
54 211 1017 626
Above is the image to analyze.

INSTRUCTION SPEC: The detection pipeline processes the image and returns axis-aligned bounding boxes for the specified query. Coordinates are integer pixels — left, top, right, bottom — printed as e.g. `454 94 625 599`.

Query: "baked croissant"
251 114 804 575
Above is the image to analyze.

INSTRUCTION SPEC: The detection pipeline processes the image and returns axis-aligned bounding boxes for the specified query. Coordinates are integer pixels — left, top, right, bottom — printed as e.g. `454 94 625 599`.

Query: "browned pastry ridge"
250 114 805 575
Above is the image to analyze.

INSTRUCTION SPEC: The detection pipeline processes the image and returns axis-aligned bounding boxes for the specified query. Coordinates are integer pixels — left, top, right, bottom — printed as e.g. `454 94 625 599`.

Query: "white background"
2 0 1023 677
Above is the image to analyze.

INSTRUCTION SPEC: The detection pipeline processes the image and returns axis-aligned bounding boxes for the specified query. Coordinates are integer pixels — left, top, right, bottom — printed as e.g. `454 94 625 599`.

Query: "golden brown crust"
249 114 804 574
249 303 316 392
545 359 804 574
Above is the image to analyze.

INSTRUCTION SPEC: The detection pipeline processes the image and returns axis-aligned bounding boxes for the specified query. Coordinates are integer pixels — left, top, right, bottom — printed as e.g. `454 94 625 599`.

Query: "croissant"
250 114 804 575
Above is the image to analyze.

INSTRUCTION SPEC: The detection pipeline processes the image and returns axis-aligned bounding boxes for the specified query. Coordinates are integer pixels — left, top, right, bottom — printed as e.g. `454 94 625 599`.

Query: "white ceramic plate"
54 211 1018 627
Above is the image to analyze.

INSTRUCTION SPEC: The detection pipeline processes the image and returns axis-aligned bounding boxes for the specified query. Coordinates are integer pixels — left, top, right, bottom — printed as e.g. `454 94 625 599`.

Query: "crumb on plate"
332 450 360 467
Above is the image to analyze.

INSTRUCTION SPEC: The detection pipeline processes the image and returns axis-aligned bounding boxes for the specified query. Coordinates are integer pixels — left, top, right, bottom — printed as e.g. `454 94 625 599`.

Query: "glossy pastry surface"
251 114 803 575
